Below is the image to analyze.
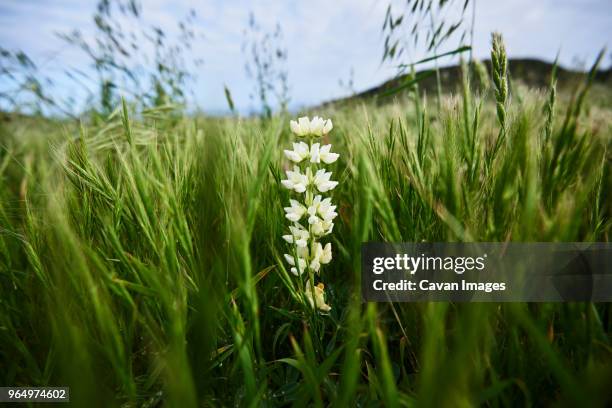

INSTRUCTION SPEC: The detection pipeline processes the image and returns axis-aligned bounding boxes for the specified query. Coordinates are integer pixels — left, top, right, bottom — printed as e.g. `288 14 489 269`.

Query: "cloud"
1 0 610 114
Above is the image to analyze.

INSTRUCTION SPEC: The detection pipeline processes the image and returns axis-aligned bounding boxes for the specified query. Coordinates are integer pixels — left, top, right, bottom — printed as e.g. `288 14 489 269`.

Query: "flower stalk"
281 116 338 313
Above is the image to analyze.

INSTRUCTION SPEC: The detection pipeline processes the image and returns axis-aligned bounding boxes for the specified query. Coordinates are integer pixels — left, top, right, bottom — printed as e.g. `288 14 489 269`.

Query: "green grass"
0 56 611 406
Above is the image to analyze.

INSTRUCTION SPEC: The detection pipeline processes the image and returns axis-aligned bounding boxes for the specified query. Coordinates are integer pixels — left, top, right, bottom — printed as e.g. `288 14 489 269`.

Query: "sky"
0 0 610 115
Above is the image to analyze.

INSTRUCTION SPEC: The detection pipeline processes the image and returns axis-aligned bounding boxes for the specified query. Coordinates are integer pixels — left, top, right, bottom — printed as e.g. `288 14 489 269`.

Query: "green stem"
306 136 317 311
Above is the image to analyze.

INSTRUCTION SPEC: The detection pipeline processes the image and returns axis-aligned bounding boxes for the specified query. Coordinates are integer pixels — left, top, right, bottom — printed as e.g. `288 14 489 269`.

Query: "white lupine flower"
289 116 333 137
310 143 321 163
310 218 334 236
281 166 309 193
309 117 325 136
304 281 331 312
310 242 332 273
290 117 311 137
318 144 339 164
319 243 332 264
284 142 310 163
284 199 307 222
284 254 307 276
322 119 333 135
307 195 323 216
307 195 337 222
283 167 338 194
296 245 309 259
309 117 333 136
319 204 337 222
313 169 338 192
282 224 309 247
310 143 339 164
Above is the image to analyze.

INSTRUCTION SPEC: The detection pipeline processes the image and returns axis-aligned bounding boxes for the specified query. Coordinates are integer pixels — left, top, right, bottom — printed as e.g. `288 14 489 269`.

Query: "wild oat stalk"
544 66 557 143
490 32 508 162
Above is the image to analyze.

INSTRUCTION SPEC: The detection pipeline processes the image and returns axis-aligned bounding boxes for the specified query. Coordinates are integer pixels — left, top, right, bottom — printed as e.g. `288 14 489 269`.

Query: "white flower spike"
282 116 337 313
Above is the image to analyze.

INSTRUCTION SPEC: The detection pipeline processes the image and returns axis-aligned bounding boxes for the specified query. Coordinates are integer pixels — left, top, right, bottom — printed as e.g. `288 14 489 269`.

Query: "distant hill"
325 58 611 106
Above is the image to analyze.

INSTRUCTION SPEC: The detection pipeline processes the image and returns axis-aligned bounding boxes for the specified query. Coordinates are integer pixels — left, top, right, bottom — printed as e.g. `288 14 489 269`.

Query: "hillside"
326 58 611 105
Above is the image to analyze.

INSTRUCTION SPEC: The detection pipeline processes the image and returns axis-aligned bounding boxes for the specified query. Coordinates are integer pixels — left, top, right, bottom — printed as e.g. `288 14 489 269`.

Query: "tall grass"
1 48 611 406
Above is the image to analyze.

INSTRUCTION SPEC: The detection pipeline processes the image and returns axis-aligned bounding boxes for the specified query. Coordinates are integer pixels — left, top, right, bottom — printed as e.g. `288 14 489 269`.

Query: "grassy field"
1 51 611 406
